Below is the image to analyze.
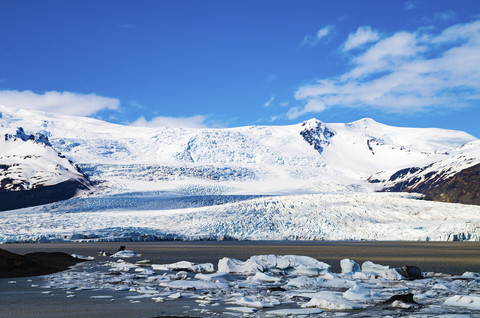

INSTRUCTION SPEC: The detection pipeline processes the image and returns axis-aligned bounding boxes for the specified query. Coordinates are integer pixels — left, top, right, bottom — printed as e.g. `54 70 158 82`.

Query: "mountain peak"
346 118 380 129
300 118 335 153
4 127 52 146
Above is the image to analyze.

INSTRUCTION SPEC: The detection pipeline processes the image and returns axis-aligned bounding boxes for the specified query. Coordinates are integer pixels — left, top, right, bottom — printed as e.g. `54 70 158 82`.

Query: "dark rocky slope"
0 248 84 278
421 163 480 205
0 179 90 212
377 163 480 206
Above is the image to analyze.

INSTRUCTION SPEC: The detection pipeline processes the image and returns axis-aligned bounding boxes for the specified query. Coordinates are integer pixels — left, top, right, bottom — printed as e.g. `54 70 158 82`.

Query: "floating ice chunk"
320 277 356 289
111 250 141 258
432 283 449 290
444 295 480 310
461 272 480 278
226 296 274 309
108 261 139 272
218 255 330 276
353 271 374 280
247 272 281 283
134 267 155 275
152 261 214 273
301 291 365 310
90 295 113 299
225 306 258 313
320 272 336 280
218 257 262 275
340 259 360 275
284 276 320 289
361 261 390 275
71 254 95 260
382 268 405 280
160 280 228 290
390 300 416 308
194 271 233 281
152 297 164 303
167 292 182 299
131 287 159 294
266 308 324 316
343 283 382 301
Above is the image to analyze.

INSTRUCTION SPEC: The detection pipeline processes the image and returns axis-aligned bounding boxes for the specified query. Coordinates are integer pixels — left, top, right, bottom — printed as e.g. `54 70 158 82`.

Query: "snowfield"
1 192 479 243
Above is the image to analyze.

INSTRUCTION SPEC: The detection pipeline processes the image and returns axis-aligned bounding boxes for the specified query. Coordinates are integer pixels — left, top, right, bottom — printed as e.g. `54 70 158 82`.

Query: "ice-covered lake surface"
2 242 480 318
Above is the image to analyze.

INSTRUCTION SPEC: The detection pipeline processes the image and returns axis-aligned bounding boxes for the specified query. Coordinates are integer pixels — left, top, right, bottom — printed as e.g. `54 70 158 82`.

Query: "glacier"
1 192 480 243
1 104 480 242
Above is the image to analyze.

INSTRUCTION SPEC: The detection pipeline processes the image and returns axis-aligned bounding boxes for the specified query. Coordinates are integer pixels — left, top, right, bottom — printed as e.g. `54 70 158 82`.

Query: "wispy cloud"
301 25 335 47
404 0 420 10
0 90 119 116
288 19 480 119
421 10 457 25
343 26 380 51
264 95 275 107
130 115 211 128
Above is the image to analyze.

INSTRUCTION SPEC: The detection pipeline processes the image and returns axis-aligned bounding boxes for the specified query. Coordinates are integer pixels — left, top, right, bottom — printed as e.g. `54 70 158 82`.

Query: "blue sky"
1 0 479 137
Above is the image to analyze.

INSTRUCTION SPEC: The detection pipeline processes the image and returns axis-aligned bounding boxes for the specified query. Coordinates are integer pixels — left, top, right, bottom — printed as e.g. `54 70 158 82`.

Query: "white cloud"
433 10 456 22
0 90 119 116
130 115 210 128
345 31 421 80
404 0 419 10
301 25 335 47
343 26 380 51
289 18 480 118
264 95 275 107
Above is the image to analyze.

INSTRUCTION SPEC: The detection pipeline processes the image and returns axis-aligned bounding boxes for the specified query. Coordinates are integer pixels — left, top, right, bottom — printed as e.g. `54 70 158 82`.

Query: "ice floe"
110 250 141 258
26 251 480 317
444 295 480 310
218 254 331 276
152 260 214 273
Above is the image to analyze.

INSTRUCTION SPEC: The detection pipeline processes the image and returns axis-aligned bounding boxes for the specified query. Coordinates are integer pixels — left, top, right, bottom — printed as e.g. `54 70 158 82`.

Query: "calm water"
3 240 480 274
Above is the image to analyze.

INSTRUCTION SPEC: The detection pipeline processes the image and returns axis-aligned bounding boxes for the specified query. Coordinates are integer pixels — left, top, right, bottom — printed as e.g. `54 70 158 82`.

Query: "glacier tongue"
1 192 480 243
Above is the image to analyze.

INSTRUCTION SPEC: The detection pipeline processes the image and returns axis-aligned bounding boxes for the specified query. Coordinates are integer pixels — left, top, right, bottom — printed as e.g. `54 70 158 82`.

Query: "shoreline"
2 240 480 275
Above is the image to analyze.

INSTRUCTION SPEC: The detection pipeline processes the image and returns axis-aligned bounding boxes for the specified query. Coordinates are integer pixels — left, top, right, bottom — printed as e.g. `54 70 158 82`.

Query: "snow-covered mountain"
0 105 476 196
370 140 480 205
1 104 480 242
0 125 91 211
